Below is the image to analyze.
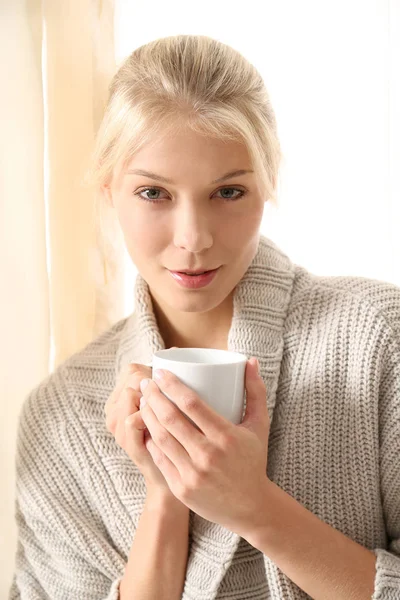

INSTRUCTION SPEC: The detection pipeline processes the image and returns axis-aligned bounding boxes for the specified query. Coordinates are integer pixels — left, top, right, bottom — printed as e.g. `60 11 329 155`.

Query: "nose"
173 203 213 253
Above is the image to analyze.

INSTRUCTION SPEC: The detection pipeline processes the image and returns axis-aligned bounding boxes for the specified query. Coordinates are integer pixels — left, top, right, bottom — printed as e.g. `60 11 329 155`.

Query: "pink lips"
168 267 220 289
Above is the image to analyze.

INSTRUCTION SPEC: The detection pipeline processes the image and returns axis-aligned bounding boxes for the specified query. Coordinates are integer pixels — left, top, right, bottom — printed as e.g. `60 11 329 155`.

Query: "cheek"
118 206 139 240
226 203 263 238
118 206 166 257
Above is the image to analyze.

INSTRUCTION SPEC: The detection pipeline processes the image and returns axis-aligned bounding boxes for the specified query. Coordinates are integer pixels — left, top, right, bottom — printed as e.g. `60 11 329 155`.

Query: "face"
102 127 266 317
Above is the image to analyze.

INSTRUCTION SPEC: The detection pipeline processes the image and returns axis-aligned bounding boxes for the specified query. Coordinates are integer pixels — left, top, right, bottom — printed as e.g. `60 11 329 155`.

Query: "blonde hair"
83 34 282 264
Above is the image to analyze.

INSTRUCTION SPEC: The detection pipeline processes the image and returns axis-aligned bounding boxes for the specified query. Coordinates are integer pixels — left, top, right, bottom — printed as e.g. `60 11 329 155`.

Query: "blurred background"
1 0 399 595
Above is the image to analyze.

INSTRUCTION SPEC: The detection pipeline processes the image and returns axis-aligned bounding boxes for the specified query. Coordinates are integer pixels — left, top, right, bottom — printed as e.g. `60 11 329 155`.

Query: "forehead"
124 131 251 177
136 127 247 156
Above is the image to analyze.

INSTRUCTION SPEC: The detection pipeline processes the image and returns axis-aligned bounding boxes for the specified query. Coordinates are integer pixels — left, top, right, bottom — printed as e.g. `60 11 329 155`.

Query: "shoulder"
289 264 400 346
18 315 129 453
313 270 399 336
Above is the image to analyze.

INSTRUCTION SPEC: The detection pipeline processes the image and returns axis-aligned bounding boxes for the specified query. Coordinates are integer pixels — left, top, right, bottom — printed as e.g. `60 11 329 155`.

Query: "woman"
9 35 400 600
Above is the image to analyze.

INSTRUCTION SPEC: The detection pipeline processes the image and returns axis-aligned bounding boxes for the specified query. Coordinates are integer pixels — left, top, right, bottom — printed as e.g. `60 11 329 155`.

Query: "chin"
169 292 223 313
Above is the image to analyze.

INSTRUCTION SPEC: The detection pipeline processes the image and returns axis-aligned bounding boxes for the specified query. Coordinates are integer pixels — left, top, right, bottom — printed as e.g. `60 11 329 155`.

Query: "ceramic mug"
150 347 248 426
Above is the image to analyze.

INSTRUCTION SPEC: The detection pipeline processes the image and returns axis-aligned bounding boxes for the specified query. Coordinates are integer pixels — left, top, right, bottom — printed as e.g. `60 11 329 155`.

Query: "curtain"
0 0 123 595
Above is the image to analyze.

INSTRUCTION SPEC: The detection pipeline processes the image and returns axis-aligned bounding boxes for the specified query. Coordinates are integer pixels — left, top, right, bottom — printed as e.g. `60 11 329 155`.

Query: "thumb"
240 358 269 431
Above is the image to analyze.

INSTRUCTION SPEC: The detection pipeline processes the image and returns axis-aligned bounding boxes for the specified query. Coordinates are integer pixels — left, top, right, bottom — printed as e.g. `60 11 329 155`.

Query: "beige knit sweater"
9 235 400 599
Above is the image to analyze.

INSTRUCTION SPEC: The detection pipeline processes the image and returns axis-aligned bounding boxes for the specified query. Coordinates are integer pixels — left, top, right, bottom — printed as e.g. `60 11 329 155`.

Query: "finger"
104 363 133 417
152 370 230 441
122 363 152 395
106 386 134 436
115 386 141 446
141 379 208 462
125 412 179 485
126 409 147 431
140 399 188 479
105 363 152 417
125 368 152 394
123 362 152 386
240 359 268 435
124 411 149 459
145 435 181 489
107 364 151 426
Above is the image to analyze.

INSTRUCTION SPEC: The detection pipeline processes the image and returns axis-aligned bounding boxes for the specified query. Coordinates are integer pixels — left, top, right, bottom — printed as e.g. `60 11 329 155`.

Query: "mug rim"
153 348 248 365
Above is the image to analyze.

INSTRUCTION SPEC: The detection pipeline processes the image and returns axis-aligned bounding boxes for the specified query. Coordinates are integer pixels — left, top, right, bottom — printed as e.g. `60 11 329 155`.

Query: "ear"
101 184 114 208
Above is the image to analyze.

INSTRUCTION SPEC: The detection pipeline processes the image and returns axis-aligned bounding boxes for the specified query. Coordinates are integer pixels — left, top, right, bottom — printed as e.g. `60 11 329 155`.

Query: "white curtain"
0 0 124 595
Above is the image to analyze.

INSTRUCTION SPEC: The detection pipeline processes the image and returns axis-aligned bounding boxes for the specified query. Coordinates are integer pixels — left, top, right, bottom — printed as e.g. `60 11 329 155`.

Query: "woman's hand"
137 358 272 537
104 351 179 497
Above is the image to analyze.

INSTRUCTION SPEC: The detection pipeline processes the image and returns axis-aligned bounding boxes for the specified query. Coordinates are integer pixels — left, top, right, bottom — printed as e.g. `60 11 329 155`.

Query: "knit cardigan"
9 234 400 599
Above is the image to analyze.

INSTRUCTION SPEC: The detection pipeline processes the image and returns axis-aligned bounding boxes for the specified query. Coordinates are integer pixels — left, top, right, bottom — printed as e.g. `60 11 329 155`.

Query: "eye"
216 187 246 201
133 186 247 203
134 187 167 203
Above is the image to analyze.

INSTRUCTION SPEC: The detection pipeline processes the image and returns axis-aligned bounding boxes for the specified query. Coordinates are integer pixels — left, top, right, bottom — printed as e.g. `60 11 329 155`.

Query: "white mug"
151 348 248 426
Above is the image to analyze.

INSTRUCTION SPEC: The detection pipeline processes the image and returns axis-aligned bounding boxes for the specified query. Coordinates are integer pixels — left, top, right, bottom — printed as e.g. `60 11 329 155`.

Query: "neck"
150 291 234 350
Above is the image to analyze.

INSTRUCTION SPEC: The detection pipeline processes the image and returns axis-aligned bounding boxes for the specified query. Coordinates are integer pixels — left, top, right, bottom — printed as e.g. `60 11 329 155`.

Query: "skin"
102 126 267 349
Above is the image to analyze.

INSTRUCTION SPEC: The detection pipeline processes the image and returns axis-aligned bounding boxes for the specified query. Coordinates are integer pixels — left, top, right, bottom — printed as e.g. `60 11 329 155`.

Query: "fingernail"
140 396 147 408
140 379 150 393
251 358 260 375
154 369 164 380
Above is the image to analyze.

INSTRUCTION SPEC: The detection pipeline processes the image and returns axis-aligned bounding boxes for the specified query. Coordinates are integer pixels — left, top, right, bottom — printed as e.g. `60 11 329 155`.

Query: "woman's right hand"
104 352 179 498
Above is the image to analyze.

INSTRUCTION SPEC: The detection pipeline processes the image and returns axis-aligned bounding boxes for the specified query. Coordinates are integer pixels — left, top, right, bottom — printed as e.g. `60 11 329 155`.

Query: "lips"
174 268 218 275
168 267 221 288
178 270 212 275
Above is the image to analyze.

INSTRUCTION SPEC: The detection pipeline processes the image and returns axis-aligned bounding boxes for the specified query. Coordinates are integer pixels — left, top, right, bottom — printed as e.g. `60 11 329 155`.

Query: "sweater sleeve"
8 377 125 600
371 320 400 600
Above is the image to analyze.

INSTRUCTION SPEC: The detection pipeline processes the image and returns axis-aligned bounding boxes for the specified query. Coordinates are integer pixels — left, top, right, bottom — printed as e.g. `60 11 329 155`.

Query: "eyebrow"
125 168 254 184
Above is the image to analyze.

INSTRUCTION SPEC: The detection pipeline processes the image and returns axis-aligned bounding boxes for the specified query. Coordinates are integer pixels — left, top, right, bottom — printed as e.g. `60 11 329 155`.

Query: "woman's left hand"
138 358 272 537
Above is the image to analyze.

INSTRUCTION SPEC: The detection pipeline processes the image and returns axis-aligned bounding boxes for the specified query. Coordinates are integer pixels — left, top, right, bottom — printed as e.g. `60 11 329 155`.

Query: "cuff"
105 577 123 600
372 548 400 599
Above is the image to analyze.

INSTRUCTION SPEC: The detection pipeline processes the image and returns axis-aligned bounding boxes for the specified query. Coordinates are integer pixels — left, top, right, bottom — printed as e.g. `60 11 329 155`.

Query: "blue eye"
133 186 247 204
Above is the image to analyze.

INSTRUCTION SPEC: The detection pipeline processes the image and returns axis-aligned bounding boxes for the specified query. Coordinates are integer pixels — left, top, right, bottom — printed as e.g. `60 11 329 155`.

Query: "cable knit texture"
9 234 400 599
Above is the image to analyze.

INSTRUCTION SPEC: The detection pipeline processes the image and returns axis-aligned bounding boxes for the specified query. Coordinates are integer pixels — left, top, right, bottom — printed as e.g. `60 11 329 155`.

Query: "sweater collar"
115 233 296 598
116 233 296 427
